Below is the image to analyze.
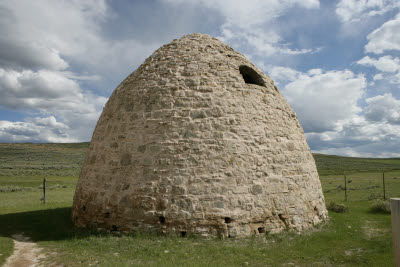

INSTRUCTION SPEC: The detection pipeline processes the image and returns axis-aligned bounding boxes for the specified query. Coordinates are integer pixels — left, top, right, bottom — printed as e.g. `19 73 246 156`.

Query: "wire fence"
321 171 400 202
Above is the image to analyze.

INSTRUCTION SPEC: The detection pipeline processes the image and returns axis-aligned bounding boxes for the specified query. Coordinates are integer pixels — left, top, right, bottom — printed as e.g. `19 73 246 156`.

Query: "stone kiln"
72 33 327 238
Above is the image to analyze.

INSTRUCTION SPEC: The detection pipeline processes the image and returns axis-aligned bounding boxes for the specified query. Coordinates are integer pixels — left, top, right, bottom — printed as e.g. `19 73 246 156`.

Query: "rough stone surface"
71 33 327 238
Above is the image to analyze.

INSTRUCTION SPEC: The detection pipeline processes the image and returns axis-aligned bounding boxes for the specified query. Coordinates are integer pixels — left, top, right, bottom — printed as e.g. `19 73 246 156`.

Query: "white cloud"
0 117 76 143
357 55 400 85
25 116 69 130
307 69 323 76
162 0 320 56
0 0 160 79
307 115 400 157
0 1 138 142
0 0 106 71
0 68 105 111
268 66 301 82
365 93 400 124
0 68 107 141
365 13 400 54
357 55 400 72
282 69 366 133
373 73 384 80
336 0 400 23
314 146 367 157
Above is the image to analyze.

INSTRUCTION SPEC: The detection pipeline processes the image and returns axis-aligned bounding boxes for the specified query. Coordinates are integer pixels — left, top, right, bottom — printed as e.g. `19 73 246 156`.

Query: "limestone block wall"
71 33 327 238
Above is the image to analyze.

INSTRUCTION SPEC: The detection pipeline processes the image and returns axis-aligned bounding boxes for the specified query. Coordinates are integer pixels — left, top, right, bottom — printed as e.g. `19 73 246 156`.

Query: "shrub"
0 186 26 193
367 192 381 200
370 199 391 214
327 201 348 213
336 185 345 190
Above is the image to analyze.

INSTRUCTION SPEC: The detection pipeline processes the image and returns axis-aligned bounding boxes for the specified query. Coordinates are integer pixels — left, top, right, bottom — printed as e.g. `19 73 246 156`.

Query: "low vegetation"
327 201 348 213
370 200 391 214
313 153 400 176
0 143 398 266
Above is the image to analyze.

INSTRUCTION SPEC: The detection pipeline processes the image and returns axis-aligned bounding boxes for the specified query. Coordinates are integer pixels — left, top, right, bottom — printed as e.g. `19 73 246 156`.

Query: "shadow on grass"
0 208 96 242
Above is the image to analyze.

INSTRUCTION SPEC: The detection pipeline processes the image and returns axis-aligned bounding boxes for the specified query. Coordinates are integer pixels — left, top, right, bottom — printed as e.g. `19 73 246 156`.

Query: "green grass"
313 153 400 176
0 143 398 266
0 143 88 177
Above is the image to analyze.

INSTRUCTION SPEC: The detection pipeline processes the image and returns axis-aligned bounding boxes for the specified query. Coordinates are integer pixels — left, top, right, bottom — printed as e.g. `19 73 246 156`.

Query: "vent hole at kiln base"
257 227 265 234
239 65 264 86
159 216 166 224
181 231 187 237
112 225 118 231
104 212 110 218
224 217 231 224
82 205 86 212
278 214 288 226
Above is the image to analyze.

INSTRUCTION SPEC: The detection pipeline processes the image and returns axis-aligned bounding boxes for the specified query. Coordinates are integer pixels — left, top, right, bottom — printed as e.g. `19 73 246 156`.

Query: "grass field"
0 143 399 266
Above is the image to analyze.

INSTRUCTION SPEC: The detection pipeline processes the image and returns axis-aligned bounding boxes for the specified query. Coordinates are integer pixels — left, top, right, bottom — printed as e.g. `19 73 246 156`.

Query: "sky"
1 0 400 158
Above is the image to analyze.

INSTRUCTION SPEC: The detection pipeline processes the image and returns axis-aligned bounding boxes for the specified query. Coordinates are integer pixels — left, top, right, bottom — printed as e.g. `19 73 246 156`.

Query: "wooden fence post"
344 171 347 201
43 178 47 204
383 171 386 200
391 198 400 267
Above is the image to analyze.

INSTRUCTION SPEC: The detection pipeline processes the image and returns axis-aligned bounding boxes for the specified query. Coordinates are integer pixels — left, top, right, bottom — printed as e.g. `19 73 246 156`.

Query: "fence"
321 171 400 202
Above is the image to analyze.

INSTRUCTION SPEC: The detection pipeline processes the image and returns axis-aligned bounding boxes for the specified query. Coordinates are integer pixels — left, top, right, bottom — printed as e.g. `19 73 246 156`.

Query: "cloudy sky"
1 0 400 157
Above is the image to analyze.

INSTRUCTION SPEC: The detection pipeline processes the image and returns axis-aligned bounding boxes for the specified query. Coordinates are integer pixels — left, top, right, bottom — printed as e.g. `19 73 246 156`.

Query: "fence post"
43 178 46 204
391 198 400 267
344 171 347 201
383 171 386 200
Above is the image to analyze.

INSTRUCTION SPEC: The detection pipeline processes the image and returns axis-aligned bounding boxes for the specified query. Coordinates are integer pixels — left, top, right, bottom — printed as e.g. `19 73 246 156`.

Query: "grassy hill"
0 143 89 177
1 142 400 177
313 153 400 176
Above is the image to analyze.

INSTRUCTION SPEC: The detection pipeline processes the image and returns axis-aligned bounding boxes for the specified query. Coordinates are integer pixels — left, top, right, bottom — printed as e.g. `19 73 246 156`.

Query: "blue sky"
1 0 400 157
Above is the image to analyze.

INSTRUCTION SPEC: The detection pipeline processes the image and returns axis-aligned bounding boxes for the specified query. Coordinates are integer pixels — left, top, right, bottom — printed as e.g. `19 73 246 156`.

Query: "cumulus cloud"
373 73 384 80
270 65 400 157
365 13 400 54
357 55 400 84
268 66 302 82
306 114 400 157
0 116 76 143
0 68 107 142
365 93 400 124
0 1 134 142
357 55 400 72
162 0 320 56
0 0 160 81
0 0 106 71
0 68 107 112
282 69 366 133
336 0 400 23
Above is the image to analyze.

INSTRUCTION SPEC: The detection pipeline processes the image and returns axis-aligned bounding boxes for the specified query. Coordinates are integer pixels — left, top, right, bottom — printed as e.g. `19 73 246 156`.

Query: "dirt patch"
362 220 389 239
4 233 44 267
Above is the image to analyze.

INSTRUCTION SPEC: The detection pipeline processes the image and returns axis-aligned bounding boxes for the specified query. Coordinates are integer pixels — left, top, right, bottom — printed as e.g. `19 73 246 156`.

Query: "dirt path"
3 233 44 267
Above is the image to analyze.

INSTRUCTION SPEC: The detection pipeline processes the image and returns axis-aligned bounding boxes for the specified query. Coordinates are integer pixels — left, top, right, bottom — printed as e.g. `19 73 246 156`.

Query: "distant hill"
313 153 400 175
0 143 89 177
1 143 400 177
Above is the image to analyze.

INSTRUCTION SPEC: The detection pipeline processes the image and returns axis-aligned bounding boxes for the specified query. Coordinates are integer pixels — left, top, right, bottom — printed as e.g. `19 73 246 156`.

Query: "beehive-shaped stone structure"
72 33 327 238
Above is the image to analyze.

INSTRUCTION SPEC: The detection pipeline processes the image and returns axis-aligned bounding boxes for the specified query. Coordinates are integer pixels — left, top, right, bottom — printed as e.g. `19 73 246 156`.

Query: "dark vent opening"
104 212 110 219
278 214 288 226
239 65 264 86
224 217 231 224
159 216 166 224
181 231 187 237
112 225 118 231
258 227 265 234
82 205 86 212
